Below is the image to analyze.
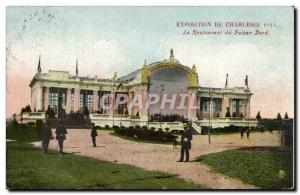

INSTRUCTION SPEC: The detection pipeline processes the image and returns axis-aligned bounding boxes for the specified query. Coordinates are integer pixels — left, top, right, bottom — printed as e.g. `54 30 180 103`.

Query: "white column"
246 98 251 118
93 90 99 112
221 97 230 117
36 85 43 111
65 88 71 113
74 88 81 112
44 87 50 111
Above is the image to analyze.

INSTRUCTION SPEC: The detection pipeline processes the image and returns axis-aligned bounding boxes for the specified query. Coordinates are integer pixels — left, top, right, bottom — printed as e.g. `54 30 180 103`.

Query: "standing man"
246 129 250 139
172 136 178 149
240 130 244 139
178 126 193 162
90 123 98 147
55 121 67 154
41 122 52 154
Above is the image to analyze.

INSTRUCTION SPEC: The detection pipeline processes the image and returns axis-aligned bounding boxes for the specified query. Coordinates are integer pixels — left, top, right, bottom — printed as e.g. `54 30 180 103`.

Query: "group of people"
41 121 68 154
41 122 98 154
41 121 192 162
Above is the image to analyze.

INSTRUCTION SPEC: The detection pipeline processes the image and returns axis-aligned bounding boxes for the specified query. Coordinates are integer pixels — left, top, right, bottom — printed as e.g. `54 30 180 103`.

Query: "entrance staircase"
191 121 202 134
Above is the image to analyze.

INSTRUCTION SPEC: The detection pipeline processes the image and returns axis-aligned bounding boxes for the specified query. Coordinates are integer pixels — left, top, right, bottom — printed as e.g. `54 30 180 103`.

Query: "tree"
256 111 261 120
20 105 32 114
225 107 231 117
277 113 282 120
284 112 289 119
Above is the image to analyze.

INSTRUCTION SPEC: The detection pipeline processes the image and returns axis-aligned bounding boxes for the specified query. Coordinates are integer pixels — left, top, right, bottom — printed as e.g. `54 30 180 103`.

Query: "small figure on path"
55 121 67 154
246 129 250 139
90 123 98 147
41 122 52 154
178 127 193 162
172 136 178 149
240 130 244 139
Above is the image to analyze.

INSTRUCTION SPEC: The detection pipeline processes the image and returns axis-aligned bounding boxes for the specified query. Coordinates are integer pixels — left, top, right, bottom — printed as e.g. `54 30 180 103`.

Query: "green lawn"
197 148 293 189
7 141 203 190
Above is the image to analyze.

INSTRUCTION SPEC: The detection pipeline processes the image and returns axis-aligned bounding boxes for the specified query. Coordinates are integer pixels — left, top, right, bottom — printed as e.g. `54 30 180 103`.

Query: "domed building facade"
26 49 257 132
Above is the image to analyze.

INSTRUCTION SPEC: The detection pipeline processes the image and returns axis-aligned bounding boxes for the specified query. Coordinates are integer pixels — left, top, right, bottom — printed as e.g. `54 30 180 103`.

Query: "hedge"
114 127 177 143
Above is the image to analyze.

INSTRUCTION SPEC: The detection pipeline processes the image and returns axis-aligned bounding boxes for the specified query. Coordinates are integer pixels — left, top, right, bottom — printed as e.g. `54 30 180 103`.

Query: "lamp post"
147 75 152 130
160 84 164 130
247 94 251 131
208 88 214 144
112 82 115 127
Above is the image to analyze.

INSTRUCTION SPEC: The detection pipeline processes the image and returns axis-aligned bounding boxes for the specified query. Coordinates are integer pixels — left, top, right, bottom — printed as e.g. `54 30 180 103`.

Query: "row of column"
200 97 250 118
37 86 229 120
40 87 98 113
40 87 139 115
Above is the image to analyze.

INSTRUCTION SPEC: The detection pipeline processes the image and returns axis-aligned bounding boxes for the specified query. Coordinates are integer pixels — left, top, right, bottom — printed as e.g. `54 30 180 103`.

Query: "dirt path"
36 130 281 189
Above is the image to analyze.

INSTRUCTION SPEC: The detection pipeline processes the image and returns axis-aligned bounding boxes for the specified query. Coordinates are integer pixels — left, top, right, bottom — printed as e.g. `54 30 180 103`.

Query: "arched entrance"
148 67 189 117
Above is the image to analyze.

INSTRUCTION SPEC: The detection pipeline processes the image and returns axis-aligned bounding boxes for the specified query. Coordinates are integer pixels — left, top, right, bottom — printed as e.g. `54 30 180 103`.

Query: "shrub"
6 120 41 142
201 125 249 135
113 125 120 130
114 127 176 143
36 120 43 129
105 125 110 129
256 111 261 120
20 105 32 114
128 126 135 130
150 127 156 131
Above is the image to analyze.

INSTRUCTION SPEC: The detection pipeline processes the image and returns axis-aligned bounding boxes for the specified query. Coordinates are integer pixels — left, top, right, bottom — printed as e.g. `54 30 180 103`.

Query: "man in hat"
41 121 52 154
178 125 193 162
55 121 67 153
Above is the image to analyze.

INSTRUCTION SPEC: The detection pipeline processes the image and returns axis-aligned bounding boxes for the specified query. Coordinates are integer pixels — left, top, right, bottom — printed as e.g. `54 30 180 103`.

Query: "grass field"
197 147 293 189
7 141 202 189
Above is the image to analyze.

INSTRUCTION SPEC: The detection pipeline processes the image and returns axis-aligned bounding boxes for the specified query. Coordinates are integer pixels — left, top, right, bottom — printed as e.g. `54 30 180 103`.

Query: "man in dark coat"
41 122 52 154
55 121 67 154
240 130 244 139
178 127 193 162
246 129 250 139
90 123 98 147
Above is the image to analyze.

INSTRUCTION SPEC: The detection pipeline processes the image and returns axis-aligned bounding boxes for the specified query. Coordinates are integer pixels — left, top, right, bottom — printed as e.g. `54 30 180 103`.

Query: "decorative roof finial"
113 72 117 81
143 59 147 68
75 58 78 77
169 48 174 61
225 73 228 88
245 75 248 88
192 64 196 72
37 55 42 74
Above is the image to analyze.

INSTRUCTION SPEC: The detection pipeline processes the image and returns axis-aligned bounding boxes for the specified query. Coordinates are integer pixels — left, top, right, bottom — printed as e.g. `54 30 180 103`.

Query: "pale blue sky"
6 6 294 117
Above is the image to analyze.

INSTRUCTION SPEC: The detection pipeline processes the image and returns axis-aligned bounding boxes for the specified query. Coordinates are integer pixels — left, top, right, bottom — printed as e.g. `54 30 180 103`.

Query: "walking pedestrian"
41 122 52 154
55 121 67 154
90 123 98 147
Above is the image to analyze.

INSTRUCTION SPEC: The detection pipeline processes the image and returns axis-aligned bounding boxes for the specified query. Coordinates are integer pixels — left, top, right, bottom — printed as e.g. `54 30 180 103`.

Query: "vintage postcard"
6 6 294 190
